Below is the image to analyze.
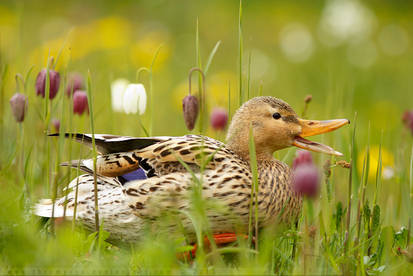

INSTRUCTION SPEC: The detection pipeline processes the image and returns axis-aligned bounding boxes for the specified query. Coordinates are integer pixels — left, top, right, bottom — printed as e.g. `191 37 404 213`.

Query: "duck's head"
226 96 349 160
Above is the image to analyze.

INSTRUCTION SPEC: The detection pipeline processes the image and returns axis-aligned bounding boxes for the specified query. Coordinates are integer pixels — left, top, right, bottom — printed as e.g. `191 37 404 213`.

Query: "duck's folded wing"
48 133 170 154
55 134 230 177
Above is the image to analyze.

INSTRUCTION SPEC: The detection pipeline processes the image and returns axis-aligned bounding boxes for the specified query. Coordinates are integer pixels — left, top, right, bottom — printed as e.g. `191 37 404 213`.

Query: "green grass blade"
204 40 221 74
86 70 100 235
248 124 259 251
238 0 243 107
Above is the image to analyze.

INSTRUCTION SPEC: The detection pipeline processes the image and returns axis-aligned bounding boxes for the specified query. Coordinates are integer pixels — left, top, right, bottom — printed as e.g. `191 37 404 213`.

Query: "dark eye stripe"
282 115 299 123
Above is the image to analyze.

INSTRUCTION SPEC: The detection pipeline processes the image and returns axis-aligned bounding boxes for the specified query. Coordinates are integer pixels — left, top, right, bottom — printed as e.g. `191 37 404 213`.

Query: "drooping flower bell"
182 67 204 131
182 95 199 130
292 150 320 198
73 90 88 115
65 73 84 96
35 69 61 99
402 110 413 135
292 150 313 169
51 118 60 132
111 78 129 112
122 83 147 115
9 93 28 123
210 108 228 130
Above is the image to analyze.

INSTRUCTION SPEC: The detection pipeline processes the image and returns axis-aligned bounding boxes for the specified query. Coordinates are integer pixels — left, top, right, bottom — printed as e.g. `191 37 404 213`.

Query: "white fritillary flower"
123 83 147 115
111 78 129 112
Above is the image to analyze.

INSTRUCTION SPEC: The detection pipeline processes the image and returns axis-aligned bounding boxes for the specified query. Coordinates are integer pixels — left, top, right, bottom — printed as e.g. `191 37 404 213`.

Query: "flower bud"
336 160 351 169
73 90 88 115
35 69 60 99
182 95 199 130
304 94 312 104
123 83 147 115
9 93 28 123
292 164 320 198
51 118 60 132
210 107 228 131
65 73 84 96
402 110 413 135
292 150 313 170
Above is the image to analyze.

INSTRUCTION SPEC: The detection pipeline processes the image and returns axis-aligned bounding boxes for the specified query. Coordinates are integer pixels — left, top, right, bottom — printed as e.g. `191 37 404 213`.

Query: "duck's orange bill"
293 118 350 156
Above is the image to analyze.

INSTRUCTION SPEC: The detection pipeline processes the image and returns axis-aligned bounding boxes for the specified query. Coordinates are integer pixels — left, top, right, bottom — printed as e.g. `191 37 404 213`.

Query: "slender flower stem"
72 129 84 230
247 52 251 100
408 145 413 246
238 0 243 107
345 113 357 257
15 73 25 92
44 56 53 208
137 67 151 137
228 81 231 119
0 65 8 148
86 70 100 235
64 83 74 218
248 124 259 253
136 45 162 136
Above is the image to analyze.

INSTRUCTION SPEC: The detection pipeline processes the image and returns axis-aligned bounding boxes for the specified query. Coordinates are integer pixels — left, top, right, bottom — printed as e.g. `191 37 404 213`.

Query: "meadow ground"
1 0 413 274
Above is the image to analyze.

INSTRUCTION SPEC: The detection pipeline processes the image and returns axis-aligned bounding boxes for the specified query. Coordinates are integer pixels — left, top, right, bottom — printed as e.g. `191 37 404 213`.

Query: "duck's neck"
226 139 275 162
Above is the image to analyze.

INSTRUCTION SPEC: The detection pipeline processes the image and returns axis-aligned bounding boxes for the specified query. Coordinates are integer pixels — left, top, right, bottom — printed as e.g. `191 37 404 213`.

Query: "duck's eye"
272 112 281 120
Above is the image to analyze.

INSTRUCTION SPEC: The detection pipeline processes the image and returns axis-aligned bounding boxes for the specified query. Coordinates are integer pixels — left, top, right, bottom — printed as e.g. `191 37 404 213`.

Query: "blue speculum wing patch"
118 168 147 184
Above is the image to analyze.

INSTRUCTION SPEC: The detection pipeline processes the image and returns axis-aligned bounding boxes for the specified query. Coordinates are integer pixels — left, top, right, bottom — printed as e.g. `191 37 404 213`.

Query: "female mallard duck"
35 96 348 244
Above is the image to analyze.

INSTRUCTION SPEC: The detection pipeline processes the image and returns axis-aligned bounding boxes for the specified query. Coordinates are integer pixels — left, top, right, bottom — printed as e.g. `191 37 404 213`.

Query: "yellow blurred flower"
357 145 395 180
69 24 100 60
29 37 71 70
0 6 16 25
171 71 238 113
130 32 171 68
29 16 133 67
70 16 132 59
94 16 132 50
0 6 17 57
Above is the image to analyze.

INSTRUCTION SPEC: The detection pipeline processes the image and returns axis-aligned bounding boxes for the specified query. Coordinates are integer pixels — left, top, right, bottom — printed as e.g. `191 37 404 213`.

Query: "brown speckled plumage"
35 96 348 242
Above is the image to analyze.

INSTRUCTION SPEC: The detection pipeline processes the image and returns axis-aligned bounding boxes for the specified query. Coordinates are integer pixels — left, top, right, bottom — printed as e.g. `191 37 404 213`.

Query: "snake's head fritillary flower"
304 94 312 104
35 69 60 99
182 95 199 130
65 73 84 96
51 118 60 132
292 150 319 198
111 78 129 112
293 164 320 198
73 90 88 115
292 150 313 170
402 110 413 135
122 83 147 115
9 93 28 123
210 108 228 131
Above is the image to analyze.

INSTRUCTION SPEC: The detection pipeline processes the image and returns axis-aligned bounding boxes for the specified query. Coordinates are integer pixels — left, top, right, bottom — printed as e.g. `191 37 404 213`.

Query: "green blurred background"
1 0 412 136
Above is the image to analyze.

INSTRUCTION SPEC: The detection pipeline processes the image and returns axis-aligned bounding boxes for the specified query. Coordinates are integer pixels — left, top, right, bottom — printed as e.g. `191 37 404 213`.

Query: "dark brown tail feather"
48 133 163 154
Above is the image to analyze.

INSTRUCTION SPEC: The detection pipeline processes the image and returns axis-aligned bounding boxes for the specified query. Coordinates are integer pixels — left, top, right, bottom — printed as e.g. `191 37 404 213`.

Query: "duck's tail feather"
48 133 168 154
60 159 94 174
34 174 123 219
34 199 73 218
